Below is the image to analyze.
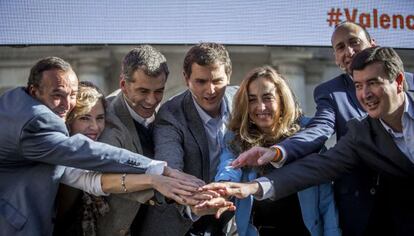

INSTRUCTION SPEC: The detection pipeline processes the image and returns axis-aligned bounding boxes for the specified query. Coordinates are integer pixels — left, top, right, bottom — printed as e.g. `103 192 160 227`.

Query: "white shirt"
124 95 155 128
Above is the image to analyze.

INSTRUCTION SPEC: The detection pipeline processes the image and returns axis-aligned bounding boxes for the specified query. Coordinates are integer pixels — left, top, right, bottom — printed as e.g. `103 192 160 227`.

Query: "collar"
379 93 413 138
192 96 228 125
123 95 154 128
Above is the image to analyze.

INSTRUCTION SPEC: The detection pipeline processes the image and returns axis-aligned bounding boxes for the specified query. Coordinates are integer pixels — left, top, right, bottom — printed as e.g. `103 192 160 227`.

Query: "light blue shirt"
379 93 414 164
193 98 229 181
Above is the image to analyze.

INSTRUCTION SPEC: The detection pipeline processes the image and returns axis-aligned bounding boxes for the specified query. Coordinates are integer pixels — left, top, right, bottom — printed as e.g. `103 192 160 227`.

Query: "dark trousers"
253 193 310 236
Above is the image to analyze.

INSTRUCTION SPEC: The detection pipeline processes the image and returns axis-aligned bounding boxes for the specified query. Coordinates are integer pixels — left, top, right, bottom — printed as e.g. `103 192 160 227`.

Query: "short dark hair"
183 42 232 78
351 47 406 89
27 56 73 89
334 21 372 42
121 45 169 82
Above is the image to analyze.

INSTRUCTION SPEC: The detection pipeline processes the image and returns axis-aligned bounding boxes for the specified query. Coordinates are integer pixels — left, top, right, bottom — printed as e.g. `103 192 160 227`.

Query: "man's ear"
28 85 37 96
120 77 127 93
370 38 377 47
395 72 404 93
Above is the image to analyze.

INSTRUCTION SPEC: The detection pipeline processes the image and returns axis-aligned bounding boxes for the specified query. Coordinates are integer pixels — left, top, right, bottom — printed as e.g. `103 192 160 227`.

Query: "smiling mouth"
365 100 379 110
256 113 272 119
86 133 98 140
56 111 67 117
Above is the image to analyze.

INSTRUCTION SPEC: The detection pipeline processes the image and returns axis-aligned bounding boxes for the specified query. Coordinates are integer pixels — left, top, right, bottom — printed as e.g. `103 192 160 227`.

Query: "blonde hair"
66 81 105 125
228 66 302 151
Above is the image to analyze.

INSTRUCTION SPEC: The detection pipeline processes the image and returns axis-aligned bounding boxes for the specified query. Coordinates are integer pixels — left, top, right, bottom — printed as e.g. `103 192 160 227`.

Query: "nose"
257 100 266 111
208 82 215 94
362 85 372 100
59 96 70 110
345 45 355 57
89 119 98 131
145 93 157 106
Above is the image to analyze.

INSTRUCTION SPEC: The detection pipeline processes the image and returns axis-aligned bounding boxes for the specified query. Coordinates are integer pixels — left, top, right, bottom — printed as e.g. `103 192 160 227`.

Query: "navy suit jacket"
277 72 414 235
265 92 414 236
0 88 161 236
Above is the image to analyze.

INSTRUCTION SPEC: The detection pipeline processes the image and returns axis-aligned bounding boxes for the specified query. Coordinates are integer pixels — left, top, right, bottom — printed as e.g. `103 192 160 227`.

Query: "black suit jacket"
266 92 414 236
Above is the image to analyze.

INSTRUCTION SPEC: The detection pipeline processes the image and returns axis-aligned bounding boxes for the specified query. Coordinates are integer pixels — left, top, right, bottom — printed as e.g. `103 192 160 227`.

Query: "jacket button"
149 200 155 206
370 188 376 195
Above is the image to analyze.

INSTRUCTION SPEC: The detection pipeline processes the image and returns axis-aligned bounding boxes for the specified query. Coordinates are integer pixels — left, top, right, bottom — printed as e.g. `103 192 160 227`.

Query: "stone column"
304 62 324 116
75 57 109 94
277 63 306 111
271 48 313 112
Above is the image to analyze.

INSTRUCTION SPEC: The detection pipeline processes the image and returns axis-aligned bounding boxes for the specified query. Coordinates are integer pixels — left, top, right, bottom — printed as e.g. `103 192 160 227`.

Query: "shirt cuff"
60 167 109 196
270 145 287 168
253 177 274 200
145 160 167 175
185 205 201 222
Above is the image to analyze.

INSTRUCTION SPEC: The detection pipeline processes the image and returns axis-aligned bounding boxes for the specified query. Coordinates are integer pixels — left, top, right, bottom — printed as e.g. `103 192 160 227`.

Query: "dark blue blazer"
278 72 414 235
0 88 160 236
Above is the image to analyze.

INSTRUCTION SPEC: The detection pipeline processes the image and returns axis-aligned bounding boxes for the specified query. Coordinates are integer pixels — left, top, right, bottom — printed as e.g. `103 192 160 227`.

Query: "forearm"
101 174 156 194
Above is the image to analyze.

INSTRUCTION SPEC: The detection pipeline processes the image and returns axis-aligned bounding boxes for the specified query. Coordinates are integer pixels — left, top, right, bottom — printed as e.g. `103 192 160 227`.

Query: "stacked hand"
231 146 275 168
160 167 235 218
201 181 261 199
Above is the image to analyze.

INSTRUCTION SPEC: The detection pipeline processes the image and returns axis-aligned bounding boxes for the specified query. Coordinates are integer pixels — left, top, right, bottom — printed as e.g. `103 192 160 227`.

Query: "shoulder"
314 74 347 93
405 72 414 91
225 86 238 96
157 90 190 118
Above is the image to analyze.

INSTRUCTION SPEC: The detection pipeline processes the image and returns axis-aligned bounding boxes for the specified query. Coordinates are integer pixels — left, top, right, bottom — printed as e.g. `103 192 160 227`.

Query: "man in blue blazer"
205 46 414 236
233 22 413 235
0 57 189 236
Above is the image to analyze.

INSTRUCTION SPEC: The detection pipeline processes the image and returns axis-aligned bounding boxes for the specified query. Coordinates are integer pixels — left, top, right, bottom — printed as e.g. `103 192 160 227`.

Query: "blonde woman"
215 66 340 236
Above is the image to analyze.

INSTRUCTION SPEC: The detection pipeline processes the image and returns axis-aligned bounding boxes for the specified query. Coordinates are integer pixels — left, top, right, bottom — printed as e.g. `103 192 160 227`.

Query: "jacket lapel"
370 118 414 176
112 93 143 154
182 91 210 181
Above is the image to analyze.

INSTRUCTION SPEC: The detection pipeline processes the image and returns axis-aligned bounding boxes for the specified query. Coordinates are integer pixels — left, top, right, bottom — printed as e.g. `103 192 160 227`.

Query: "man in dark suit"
0 57 194 236
151 43 238 235
232 21 413 235
205 46 414 236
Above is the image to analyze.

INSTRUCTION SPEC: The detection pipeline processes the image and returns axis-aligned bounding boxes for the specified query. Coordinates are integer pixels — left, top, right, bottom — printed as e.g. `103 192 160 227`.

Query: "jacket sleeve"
265 120 361 201
278 84 337 163
20 112 163 174
215 132 242 182
153 108 185 170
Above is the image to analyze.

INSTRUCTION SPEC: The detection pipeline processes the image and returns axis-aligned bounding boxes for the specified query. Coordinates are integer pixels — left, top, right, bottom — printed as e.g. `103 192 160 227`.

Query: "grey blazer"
266 92 414 236
136 86 238 236
97 91 154 236
0 88 158 236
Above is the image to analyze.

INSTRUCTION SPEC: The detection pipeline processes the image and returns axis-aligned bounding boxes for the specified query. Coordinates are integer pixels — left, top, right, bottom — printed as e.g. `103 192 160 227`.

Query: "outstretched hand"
231 146 275 168
200 181 261 199
192 196 236 219
163 166 205 187
151 175 200 205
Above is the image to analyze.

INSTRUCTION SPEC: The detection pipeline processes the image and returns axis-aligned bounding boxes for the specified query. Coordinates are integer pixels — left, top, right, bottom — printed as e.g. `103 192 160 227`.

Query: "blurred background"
1 0 413 119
